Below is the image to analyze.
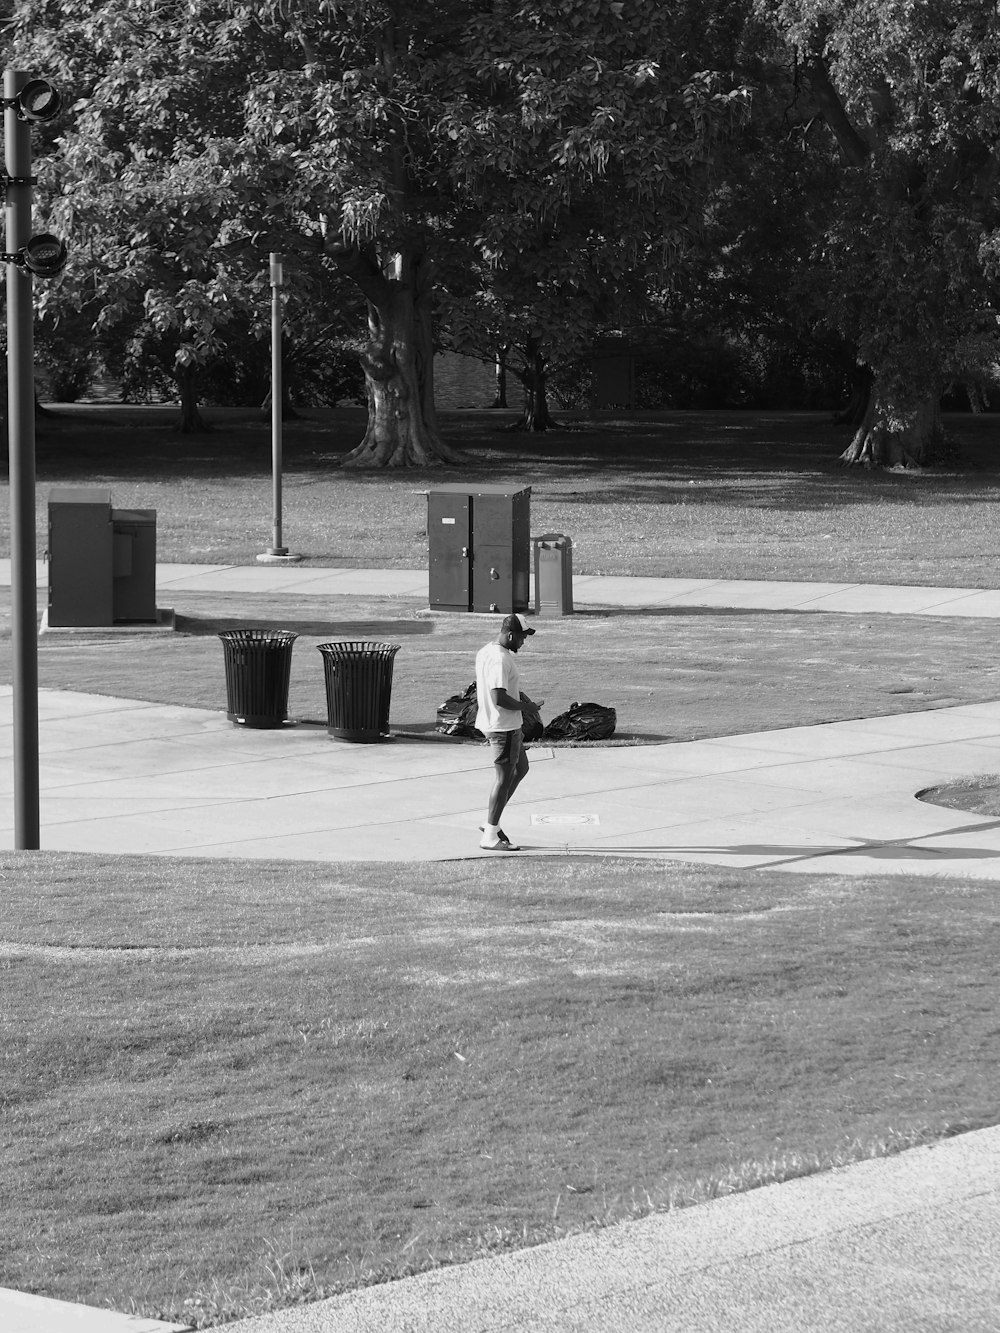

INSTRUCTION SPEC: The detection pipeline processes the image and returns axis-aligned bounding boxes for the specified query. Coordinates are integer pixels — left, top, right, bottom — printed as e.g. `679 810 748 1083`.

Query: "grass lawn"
3 406 1000 1325
13 403 1000 584
6 589 1000 742
2 853 998 1327
921 773 1000 817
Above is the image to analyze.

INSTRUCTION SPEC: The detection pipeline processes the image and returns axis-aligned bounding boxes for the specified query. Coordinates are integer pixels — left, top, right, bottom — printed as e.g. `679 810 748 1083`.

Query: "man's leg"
505 732 530 804
490 728 528 823
487 756 514 825
483 730 523 848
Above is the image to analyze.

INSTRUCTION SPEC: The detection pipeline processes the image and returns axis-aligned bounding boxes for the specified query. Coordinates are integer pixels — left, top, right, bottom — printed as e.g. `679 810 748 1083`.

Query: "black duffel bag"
542 701 616 742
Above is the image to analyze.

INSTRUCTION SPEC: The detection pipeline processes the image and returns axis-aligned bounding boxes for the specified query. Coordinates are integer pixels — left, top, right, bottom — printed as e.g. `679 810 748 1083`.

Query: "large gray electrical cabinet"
427 484 530 614
48 486 157 627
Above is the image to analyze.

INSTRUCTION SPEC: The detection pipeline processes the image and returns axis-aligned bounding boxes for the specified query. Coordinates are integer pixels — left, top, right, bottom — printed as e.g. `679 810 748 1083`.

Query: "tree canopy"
10 0 1000 469
756 0 1000 464
437 1 748 427
13 0 746 459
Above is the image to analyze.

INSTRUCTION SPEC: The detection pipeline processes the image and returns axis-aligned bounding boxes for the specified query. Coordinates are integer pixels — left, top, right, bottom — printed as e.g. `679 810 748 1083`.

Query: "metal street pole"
269 252 285 554
257 252 300 564
5 68 39 849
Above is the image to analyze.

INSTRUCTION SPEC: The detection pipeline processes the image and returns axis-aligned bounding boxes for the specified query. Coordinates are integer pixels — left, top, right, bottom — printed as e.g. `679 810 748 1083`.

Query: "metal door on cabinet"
112 509 157 623
47 486 114 627
472 544 513 613
427 490 471 610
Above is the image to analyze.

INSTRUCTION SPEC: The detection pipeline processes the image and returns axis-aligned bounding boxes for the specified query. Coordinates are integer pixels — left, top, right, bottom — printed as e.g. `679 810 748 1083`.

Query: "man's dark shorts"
488 727 524 766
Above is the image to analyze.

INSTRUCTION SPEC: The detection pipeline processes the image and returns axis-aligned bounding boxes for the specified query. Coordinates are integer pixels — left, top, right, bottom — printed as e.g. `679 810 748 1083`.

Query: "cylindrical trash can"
318 640 400 742
218 629 298 728
532 533 573 617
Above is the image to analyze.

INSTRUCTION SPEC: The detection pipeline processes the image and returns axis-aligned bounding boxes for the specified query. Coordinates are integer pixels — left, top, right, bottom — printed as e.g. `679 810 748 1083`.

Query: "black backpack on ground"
542 702 616 742
436 682 481 738
436 682 545 742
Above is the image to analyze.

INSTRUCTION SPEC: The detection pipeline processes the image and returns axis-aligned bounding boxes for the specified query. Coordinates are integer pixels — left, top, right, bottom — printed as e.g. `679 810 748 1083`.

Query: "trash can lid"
317 640 401 656
218 629 298 645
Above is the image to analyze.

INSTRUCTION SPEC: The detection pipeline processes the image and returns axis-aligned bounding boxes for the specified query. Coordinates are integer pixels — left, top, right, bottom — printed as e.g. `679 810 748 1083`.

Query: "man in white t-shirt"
474 613 541 851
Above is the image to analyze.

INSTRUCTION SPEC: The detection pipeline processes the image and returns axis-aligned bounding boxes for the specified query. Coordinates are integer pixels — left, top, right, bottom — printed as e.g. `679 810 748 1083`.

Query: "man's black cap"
501 613 535 636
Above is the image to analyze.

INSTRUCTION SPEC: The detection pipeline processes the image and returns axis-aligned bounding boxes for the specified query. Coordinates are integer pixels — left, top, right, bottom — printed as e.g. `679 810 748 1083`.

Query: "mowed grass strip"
6 405 1000 1325
1 852 998 1326
10 590 1000 743
920 773 1000 817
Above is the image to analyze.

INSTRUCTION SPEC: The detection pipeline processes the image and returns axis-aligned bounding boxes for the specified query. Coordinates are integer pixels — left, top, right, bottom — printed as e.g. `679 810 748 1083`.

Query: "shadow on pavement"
175 615 435 637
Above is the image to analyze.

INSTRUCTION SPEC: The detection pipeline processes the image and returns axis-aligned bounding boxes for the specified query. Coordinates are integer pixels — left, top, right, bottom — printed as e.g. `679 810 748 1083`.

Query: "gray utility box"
428 484 530 613
48 487 157 627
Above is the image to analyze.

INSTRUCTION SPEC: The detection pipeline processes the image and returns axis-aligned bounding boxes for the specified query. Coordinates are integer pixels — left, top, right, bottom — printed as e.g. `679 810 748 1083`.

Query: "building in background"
590 335 638 410
434 352 497 409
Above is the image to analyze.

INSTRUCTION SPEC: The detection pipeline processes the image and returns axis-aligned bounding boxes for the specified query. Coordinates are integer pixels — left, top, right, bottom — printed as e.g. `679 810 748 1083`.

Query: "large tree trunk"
505 336 560 432
333 248 465 468
833 367 871 429
174 363 211 433
840 379 944 468
260 374 301 422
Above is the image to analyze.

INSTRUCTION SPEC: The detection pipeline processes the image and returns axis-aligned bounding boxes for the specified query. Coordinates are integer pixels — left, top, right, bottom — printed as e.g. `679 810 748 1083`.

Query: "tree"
231 0 746 450
757 0 1000 467
16 4 268 430
15 0 747 461
16 0 499 460
646 15 856 413
22 0 495 462
438 0 749 430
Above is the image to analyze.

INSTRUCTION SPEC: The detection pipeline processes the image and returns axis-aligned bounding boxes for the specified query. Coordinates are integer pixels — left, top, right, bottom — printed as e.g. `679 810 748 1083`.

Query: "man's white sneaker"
479 825 514 842
479 834 521 851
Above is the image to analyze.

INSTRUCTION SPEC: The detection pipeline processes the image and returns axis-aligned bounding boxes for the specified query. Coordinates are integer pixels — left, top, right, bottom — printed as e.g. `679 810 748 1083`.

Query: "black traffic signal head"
13 79 61 122
21 233 67 276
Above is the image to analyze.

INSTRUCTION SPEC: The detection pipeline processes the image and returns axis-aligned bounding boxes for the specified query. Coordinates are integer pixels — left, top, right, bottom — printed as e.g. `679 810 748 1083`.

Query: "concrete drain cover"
530 813 600 826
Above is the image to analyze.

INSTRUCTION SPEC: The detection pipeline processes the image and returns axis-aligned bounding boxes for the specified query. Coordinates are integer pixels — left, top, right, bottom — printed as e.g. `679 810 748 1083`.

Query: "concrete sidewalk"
136 562 1000 618
8 556 1000 617
6 688 1000 876
4 565 1000 1332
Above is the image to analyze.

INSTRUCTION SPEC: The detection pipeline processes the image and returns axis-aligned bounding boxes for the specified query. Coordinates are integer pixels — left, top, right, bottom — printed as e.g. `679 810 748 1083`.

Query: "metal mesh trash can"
219 629 298 728
318 640 400 742
533 532 574 617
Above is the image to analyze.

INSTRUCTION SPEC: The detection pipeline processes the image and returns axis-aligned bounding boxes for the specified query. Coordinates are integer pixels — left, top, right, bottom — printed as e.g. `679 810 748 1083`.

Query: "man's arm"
490 687 522 711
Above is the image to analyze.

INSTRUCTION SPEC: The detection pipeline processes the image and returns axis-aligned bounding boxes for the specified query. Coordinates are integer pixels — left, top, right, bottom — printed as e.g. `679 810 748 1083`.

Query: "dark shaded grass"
11 405 1000 582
